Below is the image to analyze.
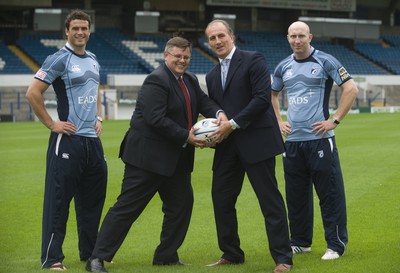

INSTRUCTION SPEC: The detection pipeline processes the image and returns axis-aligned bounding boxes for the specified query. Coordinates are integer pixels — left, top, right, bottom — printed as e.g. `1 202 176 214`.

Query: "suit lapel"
162 65 193 126
224 50 240 91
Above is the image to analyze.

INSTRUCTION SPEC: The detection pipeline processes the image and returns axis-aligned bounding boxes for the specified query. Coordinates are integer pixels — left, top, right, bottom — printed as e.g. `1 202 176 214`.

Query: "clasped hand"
189 113 230 148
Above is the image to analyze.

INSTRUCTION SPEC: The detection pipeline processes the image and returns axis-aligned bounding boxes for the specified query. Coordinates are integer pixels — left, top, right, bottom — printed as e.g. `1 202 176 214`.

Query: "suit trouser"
212 144 293 265
283 137 348 255
41 133 107 268
91 163 193 263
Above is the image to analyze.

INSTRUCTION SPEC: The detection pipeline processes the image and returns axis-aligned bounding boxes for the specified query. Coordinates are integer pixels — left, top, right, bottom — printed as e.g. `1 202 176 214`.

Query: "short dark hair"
65 9 91 30
164 36 192 53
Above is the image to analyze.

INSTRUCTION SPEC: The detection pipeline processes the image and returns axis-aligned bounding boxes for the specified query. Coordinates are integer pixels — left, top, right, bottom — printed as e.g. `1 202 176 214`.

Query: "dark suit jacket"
205 49 284 165
120 63 221 176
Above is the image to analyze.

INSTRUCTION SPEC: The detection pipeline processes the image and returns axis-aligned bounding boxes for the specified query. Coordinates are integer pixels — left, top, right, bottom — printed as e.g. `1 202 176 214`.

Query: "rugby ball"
193 118 219 142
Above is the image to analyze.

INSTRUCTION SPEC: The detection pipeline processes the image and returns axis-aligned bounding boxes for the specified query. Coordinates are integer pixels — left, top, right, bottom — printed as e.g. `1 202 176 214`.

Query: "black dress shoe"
153 260 188 266
86 257 108 273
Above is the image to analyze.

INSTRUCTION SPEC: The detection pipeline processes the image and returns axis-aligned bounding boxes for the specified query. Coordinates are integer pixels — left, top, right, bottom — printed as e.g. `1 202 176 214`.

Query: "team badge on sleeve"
338 66 350 81
35 69 47 80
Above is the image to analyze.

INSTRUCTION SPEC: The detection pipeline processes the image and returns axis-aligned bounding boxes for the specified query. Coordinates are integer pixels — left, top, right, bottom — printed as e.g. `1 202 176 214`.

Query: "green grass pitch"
1 113 399 273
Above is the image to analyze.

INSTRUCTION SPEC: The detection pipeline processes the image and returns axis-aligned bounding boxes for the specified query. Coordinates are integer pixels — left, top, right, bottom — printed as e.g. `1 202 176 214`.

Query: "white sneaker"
291 246 312 254
321 248 340 260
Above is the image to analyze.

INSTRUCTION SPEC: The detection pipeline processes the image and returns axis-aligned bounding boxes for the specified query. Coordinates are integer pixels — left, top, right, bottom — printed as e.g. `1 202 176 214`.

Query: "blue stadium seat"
0 40 33 74
8 30 399 82
199 31 392 75
354 40 400 74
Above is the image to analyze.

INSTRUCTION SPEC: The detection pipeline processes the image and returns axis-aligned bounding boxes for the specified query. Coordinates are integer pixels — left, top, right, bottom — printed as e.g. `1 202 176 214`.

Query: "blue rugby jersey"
272 47 351 142
34 43 100 138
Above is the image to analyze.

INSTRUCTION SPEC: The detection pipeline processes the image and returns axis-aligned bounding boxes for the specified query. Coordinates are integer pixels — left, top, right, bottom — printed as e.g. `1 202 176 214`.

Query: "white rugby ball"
193 118 219 142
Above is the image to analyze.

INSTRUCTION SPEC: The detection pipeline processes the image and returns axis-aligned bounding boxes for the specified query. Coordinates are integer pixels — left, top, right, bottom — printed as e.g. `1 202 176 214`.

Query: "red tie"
178 76 193 130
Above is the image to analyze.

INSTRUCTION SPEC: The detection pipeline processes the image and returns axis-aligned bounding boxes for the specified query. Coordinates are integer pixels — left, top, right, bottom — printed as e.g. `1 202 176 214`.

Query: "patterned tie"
178 76 193 130
221 59 230 89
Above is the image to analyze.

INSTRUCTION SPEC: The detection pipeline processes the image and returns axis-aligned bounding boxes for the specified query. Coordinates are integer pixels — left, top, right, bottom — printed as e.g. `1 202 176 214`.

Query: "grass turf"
0 113 399 273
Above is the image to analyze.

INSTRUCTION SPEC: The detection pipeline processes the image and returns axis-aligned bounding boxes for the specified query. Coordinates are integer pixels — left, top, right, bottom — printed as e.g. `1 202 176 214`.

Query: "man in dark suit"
204 20 293 273
86 36 227 273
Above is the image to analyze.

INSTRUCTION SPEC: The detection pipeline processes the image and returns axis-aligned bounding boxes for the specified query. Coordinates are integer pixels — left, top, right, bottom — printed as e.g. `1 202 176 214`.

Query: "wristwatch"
229 119 237 130
332 117 340 125
97 116 103 123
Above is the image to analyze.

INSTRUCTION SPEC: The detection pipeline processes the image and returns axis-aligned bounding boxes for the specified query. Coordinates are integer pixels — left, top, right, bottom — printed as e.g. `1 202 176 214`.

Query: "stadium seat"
0 40 33 74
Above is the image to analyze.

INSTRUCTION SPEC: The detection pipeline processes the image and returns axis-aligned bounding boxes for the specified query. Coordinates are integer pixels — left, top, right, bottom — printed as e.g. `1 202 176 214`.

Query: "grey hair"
164 36 192 53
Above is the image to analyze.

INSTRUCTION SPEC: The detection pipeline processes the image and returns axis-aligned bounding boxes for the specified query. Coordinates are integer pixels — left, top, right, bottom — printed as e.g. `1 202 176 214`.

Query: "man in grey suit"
86 36 227 273
204 20 293 273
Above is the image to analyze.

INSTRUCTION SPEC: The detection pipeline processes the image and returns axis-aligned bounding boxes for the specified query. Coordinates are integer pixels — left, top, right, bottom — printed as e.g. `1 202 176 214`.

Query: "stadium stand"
1 28 400 121
16 30 146 84
118 31 216 74
16 33 64 66
94 28 151 75
9 28 218 82
0 40 32 74
312 41 389 75
198 31 390 75
354 37 400 74
3 28 398 81
382 34 400 46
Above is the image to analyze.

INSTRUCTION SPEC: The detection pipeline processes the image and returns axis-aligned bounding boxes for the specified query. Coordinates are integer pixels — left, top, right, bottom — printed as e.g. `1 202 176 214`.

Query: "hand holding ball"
193 118 219 143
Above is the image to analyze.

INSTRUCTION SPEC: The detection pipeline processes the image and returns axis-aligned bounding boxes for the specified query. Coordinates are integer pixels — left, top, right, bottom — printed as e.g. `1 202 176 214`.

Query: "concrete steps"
8 45 38 72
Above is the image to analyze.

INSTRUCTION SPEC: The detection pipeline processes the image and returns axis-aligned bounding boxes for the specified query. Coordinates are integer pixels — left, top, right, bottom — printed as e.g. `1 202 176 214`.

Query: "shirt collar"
65 42 77 52
164 63 183 81
219 46 236 63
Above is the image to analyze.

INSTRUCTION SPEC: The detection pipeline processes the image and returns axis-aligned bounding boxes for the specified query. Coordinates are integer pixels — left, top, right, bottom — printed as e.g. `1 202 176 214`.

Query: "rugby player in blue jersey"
26 9 107 271
271 21 358 261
